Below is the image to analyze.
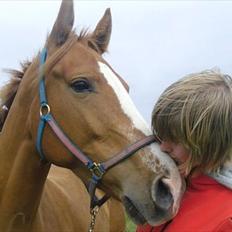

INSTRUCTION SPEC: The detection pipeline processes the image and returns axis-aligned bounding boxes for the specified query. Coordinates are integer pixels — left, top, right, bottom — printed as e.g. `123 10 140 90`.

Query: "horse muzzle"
122 174 185 226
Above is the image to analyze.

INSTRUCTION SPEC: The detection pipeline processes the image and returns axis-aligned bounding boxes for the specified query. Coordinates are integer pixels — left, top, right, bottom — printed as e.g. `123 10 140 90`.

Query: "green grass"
126 214 136 232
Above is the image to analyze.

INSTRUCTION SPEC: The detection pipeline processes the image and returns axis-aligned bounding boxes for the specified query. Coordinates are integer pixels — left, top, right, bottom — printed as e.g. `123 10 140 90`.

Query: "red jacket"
137 174 232 232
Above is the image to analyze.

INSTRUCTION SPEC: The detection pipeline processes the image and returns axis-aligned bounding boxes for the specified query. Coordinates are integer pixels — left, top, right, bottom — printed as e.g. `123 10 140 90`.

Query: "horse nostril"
152 177 174 211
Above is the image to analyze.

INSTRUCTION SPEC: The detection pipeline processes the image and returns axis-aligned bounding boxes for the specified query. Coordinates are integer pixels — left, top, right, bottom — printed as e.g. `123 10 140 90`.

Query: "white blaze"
98 62 151 136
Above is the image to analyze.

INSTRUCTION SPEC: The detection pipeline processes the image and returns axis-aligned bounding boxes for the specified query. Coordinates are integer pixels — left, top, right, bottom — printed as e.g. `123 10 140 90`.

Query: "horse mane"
0 61 31 130
0 29 95 131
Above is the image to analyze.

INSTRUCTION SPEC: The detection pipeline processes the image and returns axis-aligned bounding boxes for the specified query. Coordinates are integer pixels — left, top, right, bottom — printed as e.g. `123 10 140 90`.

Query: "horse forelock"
77 28 106 54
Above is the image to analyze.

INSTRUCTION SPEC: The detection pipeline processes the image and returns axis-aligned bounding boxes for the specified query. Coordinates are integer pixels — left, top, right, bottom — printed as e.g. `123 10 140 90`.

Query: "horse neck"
0 72 51 232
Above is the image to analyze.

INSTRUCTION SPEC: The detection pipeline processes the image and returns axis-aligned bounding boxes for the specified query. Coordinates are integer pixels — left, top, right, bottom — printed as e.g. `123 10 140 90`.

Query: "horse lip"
122 196 146 225
122 194 176 227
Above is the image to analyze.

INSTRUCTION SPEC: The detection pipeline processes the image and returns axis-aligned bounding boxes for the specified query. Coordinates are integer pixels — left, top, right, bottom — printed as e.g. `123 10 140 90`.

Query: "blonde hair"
152 69 232 174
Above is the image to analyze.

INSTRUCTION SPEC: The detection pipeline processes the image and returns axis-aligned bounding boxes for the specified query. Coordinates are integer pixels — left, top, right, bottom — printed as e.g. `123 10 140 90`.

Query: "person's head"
152 69 232 175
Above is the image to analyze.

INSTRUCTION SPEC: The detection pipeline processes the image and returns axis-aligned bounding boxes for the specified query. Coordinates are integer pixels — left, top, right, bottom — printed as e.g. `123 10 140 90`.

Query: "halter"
36 48 155 214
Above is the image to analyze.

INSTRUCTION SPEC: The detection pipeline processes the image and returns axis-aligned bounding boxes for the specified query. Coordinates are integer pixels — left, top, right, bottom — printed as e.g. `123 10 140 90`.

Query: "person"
137 69 232 232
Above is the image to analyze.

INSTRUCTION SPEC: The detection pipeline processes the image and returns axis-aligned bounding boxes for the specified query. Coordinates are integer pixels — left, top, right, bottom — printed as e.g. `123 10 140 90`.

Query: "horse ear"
47 0 74 48
91 8 112 54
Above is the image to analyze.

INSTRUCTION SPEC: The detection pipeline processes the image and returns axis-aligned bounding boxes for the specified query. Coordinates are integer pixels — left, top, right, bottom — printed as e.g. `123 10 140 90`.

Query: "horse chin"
122 196 147 225
122 195 174 227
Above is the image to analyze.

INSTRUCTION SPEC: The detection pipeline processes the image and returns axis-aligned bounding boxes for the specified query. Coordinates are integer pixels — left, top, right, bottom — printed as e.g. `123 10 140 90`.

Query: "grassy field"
125 214 136 232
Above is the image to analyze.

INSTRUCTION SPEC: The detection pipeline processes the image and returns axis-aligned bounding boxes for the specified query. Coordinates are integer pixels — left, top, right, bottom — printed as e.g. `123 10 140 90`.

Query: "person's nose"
160 141 173 153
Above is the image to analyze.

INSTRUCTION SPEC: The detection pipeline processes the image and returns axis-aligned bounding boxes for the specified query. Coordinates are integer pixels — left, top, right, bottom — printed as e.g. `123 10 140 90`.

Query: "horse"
0 0 184 231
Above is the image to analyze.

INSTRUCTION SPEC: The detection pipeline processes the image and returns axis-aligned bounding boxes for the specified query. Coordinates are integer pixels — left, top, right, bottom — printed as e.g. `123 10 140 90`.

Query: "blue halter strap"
36 48 49 161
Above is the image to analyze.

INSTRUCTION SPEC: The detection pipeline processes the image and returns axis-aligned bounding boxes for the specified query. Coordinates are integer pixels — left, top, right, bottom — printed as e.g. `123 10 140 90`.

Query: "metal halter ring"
40 103 51 117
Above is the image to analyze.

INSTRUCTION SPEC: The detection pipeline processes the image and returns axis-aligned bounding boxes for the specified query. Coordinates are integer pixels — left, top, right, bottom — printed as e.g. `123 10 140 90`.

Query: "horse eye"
71 79 92 93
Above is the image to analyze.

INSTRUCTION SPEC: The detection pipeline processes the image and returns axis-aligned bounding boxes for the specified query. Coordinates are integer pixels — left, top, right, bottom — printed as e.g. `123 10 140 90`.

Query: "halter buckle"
90 162 105 179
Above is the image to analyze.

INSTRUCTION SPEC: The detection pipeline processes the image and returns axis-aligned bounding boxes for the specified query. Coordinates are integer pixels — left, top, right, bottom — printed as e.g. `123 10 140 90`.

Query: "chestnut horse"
0 1 184 231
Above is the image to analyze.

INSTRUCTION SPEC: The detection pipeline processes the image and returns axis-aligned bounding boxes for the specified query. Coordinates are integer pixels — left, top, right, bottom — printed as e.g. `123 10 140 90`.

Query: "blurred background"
1 0 232 124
